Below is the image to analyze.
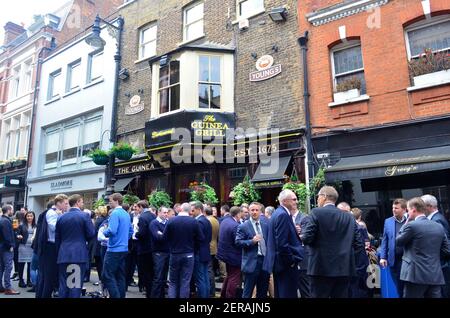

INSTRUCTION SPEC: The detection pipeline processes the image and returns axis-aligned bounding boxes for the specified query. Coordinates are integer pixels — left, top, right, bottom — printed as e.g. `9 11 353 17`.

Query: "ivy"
282 182 308 212
189 182 219 205
148 191 173 210
123 194 140 205
230 175 261 206
93 197 106 210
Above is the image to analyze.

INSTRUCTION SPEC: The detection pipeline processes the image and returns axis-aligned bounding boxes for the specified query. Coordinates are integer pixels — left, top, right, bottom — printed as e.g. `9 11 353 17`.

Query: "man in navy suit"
191 202 212 298
263 189 303 298
301 186 364 298
55 194 95 298
397 197 450 298
379 198 408 297
149 206 169 298
422 194 450 298
292 208 311 298
236 202 269 298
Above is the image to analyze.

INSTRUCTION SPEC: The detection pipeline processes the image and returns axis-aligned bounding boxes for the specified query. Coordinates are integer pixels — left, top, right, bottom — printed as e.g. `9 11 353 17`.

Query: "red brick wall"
298 0 450 135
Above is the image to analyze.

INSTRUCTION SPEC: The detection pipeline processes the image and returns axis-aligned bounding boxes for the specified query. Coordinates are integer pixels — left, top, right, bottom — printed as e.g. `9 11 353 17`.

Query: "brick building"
298 0 450 235
0 0 121 210
113 0 305 206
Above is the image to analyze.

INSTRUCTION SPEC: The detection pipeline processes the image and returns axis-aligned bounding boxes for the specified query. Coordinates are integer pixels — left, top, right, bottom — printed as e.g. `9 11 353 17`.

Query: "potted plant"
93 197 107 210
148 190 173 209
230 175 261 206
87 149 110 165
409 49 450 87
110 142 138 161
282 176 309 213
333 76 362 102
189 182 219 205
123 194 140 205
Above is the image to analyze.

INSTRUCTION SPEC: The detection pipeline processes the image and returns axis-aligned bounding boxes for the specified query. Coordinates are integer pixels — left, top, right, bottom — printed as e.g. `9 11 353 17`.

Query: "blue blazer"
263 206 303 274
55 208 95 264
196 215 212 263
135 210 156 255
235 218 268 273
217 215 242 267
380 216 402 267
0 216 15 251
431 212 450 238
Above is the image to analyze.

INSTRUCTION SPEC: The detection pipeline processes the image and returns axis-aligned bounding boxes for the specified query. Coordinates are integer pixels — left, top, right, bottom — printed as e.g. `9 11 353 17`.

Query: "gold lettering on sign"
385 165 418 177
191 115 229 138
152 129 175 139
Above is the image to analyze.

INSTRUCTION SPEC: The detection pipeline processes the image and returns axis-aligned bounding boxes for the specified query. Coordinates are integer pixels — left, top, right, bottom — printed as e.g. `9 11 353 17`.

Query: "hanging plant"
189 182 219 205
93 197 106 210
230 175 261 206
148 190 173 210
283 182 309 213
110 142 138 161
123 194 140 205
87 149 110 165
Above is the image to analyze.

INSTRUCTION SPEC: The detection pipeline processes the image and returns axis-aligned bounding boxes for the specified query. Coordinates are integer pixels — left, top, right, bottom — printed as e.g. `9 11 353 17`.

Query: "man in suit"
301 186 364 298
379 198 408 297
149 206 169 298
217 206 242 298
205 206 219 297
263 189 303 298
396 197 450 298
236 202 269 298
163 203 204 298
191 201 212 298
292 208 311 298
0 205 20 295
36 194 69 298
55 194 95 298
135 200 156 298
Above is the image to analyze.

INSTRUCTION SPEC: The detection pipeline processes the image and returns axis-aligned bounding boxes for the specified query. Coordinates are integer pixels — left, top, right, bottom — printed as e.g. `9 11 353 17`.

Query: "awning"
326 145 450 182
114 177 136 192
251 156 291 188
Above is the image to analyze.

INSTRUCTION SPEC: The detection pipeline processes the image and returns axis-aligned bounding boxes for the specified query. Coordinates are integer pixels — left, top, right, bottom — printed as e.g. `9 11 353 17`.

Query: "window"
43 113 102 170
47 69 62 100
159 60 180 114
183 2 204 42
88 50 103 83
10 65 21 98
331 43 366 94
199 55 221 109
23 60 32 93
406 18 450 58
238 0 264 19
66 59 81 92
139 24 157 59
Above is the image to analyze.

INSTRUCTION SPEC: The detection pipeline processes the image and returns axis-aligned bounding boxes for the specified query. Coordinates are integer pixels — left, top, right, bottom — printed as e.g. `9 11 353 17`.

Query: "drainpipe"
298 31 315 209
24 40 55 208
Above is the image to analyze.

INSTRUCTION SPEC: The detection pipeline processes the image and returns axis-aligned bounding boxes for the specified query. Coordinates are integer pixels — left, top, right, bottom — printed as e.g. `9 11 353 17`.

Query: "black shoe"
129 281 138 287
18 280 27 288
27 282 33 288
11 273 18 280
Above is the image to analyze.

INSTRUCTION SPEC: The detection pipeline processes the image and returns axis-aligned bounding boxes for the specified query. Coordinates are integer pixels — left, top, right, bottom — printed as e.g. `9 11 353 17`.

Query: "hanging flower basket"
110 142 138 161
115 149 134 161
87 149 110 165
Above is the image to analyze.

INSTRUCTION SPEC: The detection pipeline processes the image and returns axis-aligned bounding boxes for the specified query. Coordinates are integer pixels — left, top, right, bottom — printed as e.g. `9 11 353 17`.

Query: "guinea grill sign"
249 55 282 82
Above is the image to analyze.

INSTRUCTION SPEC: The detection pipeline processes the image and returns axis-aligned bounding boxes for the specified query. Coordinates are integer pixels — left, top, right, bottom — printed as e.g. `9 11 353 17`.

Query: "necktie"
255 222 266 256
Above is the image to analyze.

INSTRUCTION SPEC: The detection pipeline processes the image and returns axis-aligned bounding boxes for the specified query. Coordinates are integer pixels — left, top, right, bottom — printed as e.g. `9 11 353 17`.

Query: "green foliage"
283 182 308 212
93 197 106 210
148 191 173 210
230 175 261 206
309 168 326 198
189 183 219 205
87 148 109 158
110 142 138 155
123 194 140 205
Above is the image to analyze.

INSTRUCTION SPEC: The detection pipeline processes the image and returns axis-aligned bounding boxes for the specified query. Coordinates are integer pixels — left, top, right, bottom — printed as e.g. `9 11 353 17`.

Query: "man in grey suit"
396 197 450 298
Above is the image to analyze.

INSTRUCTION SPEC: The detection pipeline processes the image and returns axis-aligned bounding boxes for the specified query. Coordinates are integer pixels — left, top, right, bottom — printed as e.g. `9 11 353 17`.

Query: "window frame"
47 68 62 101
139 23 157 60
198 54 222 109
237 0 265 20
87 49 104 84
10 65 21 99
66 58 82 93
183 1 205 42
158 60 181 114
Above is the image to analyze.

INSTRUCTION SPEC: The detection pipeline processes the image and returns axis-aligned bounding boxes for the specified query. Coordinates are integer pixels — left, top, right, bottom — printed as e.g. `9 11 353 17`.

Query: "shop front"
0 163 26 211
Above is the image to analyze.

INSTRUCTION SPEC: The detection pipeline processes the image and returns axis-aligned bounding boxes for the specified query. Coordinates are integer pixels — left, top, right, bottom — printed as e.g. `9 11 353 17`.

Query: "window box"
4 162 12 169
413 70 450 87
333 88 360 103
12 159 26 167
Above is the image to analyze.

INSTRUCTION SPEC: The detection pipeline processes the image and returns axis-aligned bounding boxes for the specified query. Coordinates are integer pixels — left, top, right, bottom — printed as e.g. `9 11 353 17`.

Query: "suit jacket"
195 215 212 263
380 216 405 267
263 206 303 274
217 215 242 267
396 216 450 285
135 210 156 255
235 218 268 273
301 204 364 277
35 209 50 256
431 211 450 238
0 215 15 251
294 212 310 270
207 215 219 255
55 208 95 264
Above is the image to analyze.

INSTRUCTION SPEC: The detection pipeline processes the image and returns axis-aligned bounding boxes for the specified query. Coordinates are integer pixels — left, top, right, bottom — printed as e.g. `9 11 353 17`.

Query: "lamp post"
85 15 124 197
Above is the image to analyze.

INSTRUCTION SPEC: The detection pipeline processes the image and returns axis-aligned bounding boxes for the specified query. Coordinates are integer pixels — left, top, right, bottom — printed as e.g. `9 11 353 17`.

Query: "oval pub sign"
250 55 282 82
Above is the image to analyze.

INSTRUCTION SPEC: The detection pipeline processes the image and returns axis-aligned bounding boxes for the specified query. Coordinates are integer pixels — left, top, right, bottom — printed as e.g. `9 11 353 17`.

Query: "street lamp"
85 15 124 197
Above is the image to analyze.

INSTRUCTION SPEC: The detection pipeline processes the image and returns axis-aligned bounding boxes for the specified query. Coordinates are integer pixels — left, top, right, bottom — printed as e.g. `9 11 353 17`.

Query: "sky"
0 0 66 45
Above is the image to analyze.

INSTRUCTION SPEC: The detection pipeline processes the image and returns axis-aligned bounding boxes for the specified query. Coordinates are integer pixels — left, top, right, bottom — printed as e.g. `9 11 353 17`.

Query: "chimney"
3 22 26 46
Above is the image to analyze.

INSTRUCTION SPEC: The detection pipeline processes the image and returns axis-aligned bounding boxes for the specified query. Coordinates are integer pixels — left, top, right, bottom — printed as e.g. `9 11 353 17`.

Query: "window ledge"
328 94 370 107
134 55 156 64
407 79 450 92
63 87 81 98
83 78 104 89
44 96 61 105
177 35 205 47
232 9 267 24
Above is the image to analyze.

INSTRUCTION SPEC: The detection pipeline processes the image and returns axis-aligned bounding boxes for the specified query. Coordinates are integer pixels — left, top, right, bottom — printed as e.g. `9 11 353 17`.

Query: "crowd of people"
0 187 449 298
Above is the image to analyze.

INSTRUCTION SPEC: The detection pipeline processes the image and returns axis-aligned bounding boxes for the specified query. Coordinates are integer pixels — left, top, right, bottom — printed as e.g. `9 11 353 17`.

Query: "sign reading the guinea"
250 55 282 82
115 161 162 176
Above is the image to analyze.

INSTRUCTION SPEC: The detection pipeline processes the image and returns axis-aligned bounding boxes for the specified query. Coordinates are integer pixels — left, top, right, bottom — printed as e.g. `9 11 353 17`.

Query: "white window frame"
10 65 21 99
66 58 82 92
198 54 222 109
139 23 157 60
236 0 265 20
183 1 204 43
330 41 365 92
158 60 181 115
87 50 104 83
44 128 61 170
47 69 62 101
404 15 450 60
23 59 33 93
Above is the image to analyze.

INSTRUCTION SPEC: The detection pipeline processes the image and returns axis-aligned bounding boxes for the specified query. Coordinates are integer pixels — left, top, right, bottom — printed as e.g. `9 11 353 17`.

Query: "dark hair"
110 193 123 205
68 194 83 207
122 204 130 212
137 200 149 209
2 205 13 214
46 200 55 209
220 205 230 213
205 207 213 216
393 198 407 210
407 197 427 213
24 211 36 228
193 201 204 212
230 206 241 217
